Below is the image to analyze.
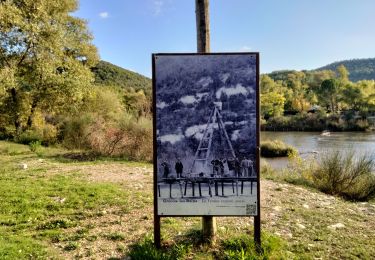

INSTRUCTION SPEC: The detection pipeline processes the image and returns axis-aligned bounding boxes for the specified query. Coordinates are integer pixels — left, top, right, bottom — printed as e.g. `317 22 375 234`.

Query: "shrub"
17 129 43 145
15 124 57 146
61 113 152 161
29 141 42 153
60 87 153 161
261 140 298 158
262 113 372 131
40 124 58 145
60 114 94 150
312 151 375 200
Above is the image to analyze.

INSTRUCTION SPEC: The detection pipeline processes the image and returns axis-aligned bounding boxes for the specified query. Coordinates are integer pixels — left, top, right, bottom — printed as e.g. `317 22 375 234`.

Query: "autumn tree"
341 80 375 113
284 71 310 112
0 0 98 136
337 64 349 82
316 79 342 114
260 75 285 118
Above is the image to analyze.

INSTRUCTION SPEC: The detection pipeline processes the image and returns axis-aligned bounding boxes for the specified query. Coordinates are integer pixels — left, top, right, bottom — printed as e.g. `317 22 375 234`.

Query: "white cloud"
219 73 230 84
99 12 109 19
159 134 184 144
156 101 168 109
185 124 206 138
196 92 209 99
215 84 249 99
197 76 213 87
240 45 251 51
185 124 219 141
179 95 198 105
231 130 240 141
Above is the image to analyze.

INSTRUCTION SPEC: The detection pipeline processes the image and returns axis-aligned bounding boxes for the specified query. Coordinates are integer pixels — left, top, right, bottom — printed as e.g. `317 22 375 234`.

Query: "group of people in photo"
160 156 255 179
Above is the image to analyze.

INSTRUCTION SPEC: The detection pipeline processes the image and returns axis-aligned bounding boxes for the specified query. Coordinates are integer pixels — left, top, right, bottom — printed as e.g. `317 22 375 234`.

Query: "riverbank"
261 114 375 132
0 141 374 258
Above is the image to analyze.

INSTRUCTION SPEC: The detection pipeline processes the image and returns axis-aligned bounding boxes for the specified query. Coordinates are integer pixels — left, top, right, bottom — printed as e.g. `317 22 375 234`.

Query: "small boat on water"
321 130 331 136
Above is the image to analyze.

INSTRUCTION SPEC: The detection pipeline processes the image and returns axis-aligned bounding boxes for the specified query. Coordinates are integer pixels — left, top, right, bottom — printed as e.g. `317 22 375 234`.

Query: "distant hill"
266 70 296 81
91 61 151 96
316 58 375 82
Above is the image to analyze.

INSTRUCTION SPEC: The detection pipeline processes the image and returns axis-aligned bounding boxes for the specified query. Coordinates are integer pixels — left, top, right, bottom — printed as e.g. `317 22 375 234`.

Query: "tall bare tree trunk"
196 0 216 243
10 88 22 136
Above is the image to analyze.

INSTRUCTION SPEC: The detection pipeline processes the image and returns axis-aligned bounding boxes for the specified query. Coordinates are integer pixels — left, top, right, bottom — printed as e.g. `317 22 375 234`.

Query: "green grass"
1 140 374 259
128 232 288 260
0 141 132 258
105 232 126 241
312 151 375 200
260 140 298 158
262 151 375 201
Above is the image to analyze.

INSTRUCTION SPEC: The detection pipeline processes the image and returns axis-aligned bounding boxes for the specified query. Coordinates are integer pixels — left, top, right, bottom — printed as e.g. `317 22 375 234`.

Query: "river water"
261 131 375 169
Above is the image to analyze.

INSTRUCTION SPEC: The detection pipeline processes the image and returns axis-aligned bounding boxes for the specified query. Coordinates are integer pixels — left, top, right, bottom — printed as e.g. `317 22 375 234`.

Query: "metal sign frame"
152 52 260 247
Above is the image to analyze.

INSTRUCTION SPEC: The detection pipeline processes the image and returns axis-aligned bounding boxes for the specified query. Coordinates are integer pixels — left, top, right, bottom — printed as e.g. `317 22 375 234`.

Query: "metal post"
196 0 216 243
254 57 262 250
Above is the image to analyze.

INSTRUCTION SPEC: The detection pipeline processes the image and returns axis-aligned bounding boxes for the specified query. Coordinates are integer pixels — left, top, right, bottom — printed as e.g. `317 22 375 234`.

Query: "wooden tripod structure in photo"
189 104 236 174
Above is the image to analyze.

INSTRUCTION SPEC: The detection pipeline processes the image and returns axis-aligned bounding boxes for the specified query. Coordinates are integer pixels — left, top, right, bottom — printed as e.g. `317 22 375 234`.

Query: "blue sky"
74 0 375 77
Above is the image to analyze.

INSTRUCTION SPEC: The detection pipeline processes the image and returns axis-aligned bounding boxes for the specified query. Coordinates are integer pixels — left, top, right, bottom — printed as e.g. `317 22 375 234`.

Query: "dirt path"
43 162 374 259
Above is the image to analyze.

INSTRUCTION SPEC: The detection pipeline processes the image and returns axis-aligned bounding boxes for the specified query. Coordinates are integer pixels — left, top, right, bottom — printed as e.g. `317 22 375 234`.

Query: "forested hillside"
92 61 151 96
316 58 375 82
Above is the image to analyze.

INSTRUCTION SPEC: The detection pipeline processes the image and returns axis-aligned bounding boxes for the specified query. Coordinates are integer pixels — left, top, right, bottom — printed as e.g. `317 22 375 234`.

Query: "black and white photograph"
154 53 259 216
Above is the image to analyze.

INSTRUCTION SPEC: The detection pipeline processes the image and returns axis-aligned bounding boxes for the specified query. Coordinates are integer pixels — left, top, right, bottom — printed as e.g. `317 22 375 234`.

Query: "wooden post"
196 0 216 243
196 0 210 53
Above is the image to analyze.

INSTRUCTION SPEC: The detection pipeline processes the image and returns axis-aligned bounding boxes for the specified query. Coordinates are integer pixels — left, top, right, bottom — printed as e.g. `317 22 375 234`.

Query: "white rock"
273 206 282 212
19 163 28 169
296 223 306 229
328 223 345 230
303 204 310 209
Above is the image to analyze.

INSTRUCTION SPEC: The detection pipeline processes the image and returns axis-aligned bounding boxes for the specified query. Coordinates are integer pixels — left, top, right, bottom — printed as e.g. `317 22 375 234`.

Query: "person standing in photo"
226 157 236 176
218 157 225 176
235 157 241 177
161 161 170 178
211 159 220 175
175 158 183 178
241 157 252 177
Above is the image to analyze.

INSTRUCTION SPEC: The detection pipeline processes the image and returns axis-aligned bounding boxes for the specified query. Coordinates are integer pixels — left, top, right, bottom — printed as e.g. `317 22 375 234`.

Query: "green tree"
307 70 336 90
341 80 375 113
123 89 151 118
317 79 341 114
0 0 98 136
260 75 285 118
337 64 349 82
285 71 310 112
